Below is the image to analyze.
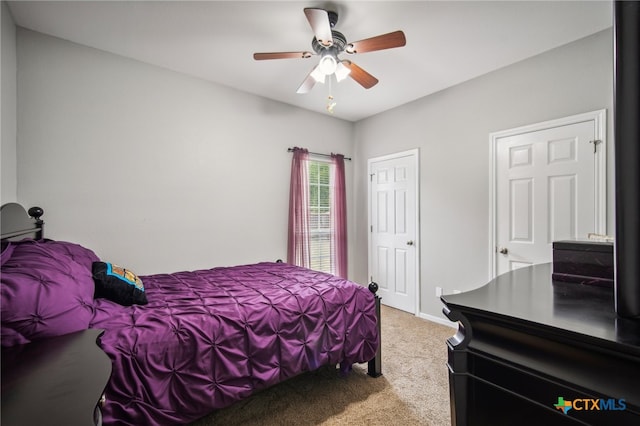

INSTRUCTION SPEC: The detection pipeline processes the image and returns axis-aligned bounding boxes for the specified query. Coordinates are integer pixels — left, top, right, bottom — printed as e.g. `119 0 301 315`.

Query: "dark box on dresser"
552 240 614 287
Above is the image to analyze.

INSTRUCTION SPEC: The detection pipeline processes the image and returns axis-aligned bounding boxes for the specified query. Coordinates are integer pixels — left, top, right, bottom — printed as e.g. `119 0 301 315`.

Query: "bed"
0 203 381 425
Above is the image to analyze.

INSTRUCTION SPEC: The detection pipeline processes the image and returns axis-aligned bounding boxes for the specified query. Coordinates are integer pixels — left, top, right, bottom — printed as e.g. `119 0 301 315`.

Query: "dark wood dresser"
1 329 112 426
441 263 640 426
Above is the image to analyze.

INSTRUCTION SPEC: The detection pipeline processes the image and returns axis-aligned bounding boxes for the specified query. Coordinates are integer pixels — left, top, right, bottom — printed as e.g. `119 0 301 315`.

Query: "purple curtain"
287 147 311 268
331 153 348 278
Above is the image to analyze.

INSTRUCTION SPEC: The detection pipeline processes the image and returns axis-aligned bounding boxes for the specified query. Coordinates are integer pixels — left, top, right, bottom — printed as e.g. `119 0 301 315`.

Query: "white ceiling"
7 1 613 122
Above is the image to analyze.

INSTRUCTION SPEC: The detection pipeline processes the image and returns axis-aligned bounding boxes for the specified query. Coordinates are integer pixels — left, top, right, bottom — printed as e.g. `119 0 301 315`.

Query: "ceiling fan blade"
304 8 333 47
296 66 323 94
342 61 379 89
253 51 312 60
345 30 406 54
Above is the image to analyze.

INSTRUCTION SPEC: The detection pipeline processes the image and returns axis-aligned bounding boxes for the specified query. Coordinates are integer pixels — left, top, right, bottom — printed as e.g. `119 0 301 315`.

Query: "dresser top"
441 263 640 352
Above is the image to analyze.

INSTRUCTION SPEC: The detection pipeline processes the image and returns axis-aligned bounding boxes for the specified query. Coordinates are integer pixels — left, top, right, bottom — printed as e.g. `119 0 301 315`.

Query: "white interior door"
491 111 606 277
368 149 419 314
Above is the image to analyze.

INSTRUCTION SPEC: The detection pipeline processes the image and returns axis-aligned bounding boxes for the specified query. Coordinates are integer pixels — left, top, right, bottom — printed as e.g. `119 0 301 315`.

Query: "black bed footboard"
367 282 382 378
274 259 382 377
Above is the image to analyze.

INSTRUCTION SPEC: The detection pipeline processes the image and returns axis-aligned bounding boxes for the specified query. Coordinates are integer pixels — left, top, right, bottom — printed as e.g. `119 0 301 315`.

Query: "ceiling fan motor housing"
312 30 347 54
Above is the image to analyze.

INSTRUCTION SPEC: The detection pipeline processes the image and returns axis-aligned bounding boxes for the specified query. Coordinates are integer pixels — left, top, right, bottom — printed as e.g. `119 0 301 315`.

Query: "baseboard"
418 312 457 328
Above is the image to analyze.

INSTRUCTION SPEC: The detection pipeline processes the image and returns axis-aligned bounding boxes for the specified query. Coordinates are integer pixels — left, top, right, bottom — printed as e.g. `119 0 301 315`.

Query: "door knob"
407 240 414 246
499 247 508 254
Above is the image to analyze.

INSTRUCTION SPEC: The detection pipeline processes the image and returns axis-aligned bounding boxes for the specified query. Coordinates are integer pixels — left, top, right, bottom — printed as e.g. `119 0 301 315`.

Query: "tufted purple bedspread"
1 240 379 425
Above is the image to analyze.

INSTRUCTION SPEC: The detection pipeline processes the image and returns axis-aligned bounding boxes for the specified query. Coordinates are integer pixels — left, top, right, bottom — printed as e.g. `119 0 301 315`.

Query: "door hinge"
589 139 602 154
370 225 373 232
370 173 375 182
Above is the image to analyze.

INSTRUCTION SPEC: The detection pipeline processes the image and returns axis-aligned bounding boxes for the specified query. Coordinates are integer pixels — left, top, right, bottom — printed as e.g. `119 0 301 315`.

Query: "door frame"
488 110 607 279
367 148 420 315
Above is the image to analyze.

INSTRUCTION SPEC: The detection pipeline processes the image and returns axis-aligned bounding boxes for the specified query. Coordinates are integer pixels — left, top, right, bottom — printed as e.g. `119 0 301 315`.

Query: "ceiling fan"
253 7 406 94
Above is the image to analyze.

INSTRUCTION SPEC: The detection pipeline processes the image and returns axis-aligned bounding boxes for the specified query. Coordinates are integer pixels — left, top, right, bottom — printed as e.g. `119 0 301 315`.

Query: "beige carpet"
191 305 454 426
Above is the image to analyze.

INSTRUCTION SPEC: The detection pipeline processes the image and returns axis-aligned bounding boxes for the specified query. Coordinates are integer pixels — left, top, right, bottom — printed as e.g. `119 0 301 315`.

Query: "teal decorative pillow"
92 262 148 306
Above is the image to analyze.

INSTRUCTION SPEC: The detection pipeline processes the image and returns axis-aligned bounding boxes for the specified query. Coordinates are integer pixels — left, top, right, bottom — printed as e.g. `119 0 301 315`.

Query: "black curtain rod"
287 148 352 161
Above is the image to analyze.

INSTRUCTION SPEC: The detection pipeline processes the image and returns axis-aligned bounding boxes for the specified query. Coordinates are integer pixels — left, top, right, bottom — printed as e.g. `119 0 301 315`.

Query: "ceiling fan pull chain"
327 76 336 114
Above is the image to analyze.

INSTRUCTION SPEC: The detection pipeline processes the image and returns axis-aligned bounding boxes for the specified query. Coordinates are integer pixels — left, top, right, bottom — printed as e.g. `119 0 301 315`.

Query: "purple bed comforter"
1 240 379 425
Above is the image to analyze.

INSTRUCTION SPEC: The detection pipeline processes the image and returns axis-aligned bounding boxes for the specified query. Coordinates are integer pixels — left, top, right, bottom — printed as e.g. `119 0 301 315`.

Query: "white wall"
16 29 354 275
352 29 614 321
1 1 17 203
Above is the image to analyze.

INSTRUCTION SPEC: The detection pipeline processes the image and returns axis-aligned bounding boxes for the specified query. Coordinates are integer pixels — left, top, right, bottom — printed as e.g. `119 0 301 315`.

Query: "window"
287 147 347 278
308 160 333 274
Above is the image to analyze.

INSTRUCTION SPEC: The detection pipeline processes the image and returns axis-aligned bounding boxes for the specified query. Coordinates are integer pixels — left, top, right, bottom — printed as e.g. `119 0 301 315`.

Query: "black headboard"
0 203 45 241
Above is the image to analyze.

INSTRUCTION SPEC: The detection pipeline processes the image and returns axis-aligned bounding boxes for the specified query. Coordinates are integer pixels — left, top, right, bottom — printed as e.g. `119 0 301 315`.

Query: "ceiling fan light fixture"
318 52 338 75
310 66 326 83
335 61 351 82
